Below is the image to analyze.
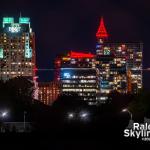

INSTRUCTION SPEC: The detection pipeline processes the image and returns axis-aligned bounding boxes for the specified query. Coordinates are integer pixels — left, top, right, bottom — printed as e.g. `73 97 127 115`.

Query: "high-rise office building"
57 51 99 105
0 17 36 81
38 81 60 105
96 17 143 102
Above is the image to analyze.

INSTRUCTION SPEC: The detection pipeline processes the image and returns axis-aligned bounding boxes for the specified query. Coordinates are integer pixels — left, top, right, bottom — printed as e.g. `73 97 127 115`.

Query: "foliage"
0 77 34 121
128 89 150 120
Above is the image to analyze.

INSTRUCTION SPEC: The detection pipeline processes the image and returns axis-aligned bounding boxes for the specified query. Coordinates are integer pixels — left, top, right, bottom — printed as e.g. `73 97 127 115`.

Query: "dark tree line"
0 77 34 121
1 77 150 132
104 90 150 122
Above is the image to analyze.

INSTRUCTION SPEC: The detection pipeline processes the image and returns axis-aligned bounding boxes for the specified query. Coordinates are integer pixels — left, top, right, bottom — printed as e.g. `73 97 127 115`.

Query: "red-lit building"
96 17 143 102
38 81 60 105
54 17 143 105
55 51 99 105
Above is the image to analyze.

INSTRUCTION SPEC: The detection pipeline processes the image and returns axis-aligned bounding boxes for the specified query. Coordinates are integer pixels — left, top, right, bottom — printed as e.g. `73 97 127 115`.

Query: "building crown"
96 17 108 39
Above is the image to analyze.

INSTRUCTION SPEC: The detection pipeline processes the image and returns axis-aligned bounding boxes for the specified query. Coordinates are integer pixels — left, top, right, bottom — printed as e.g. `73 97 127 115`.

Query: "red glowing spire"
96 17 108 39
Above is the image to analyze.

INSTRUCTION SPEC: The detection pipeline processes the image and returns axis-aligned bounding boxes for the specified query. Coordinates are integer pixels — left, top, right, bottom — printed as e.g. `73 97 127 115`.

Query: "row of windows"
1 71 32 74
62 80 96 83
62 89 96 92
63 84 96 88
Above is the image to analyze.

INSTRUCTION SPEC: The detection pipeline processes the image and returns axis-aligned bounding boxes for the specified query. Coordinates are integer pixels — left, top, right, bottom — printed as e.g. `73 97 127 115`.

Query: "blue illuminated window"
64 73 71 78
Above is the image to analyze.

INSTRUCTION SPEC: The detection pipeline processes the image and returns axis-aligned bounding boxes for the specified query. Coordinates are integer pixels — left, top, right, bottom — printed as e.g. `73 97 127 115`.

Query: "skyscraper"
0 17 36 81
57 51 99 105
96 17 143 102
38 81 60 105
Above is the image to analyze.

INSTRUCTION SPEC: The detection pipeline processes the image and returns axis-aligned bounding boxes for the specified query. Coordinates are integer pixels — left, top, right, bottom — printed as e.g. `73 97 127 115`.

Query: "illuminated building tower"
60 51 98 105
96 17 143 102
0 17 36 81
96 17 115 101
38 81 60 105
125 43 143 94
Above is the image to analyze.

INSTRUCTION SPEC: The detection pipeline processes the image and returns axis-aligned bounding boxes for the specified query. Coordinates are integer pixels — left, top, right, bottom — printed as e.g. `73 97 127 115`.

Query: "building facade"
96 17 143 102
57 51 99 105
38 81 60 105
0 17 36 81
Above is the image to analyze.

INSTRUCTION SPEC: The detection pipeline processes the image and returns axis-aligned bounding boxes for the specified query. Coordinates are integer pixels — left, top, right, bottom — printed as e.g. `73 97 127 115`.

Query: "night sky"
0 0 150 89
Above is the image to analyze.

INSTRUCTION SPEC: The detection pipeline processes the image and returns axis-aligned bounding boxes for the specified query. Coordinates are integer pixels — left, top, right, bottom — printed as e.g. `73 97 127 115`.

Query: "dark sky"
0 0 150 89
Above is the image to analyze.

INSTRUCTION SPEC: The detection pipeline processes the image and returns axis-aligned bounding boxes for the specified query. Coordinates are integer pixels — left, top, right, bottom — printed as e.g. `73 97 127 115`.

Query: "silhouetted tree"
102 90 133 113
128 89 150 121
0 77 34 121
51 93 91 128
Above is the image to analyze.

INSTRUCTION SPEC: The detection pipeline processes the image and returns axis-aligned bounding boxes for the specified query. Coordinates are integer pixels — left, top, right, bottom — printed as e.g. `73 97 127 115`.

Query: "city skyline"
0 0 149 89
1 1 150 144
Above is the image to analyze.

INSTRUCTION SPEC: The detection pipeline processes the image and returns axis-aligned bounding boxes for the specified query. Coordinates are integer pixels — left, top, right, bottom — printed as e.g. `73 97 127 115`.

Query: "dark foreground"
0 120 149 148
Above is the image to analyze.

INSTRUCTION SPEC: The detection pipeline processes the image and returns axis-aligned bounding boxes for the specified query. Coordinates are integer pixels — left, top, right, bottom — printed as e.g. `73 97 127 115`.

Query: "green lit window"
19 17 30 24
0 48 4 58
3 17 14 27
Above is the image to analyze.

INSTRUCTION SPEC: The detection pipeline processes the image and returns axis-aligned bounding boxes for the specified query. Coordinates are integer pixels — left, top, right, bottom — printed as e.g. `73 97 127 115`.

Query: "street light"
0 110 8 132
67 110 91 122
67 112 75 119
1 112 8 118
122 108 133 120
79 111 90 121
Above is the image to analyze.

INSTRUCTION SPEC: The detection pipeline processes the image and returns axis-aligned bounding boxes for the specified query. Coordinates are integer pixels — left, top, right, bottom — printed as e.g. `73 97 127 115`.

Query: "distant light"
122 109 128 112
81 113 88 118
79 111 89 120
68 112 74 119
121 108 132 120
1 111 8 118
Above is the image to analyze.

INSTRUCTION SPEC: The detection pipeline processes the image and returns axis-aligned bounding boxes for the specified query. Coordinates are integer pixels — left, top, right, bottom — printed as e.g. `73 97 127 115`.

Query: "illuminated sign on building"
8 24 21 33
104 47 110 55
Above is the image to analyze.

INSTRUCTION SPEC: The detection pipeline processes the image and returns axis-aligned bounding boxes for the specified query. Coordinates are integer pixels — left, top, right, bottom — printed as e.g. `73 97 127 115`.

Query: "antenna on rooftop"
20 12 22 18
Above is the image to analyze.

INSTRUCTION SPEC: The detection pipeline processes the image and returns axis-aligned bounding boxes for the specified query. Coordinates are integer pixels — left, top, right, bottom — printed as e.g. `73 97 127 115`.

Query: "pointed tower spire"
96 17 108 39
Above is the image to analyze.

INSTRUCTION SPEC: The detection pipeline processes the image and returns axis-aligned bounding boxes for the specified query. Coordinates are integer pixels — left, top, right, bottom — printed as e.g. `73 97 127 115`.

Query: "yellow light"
62 57 70 61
